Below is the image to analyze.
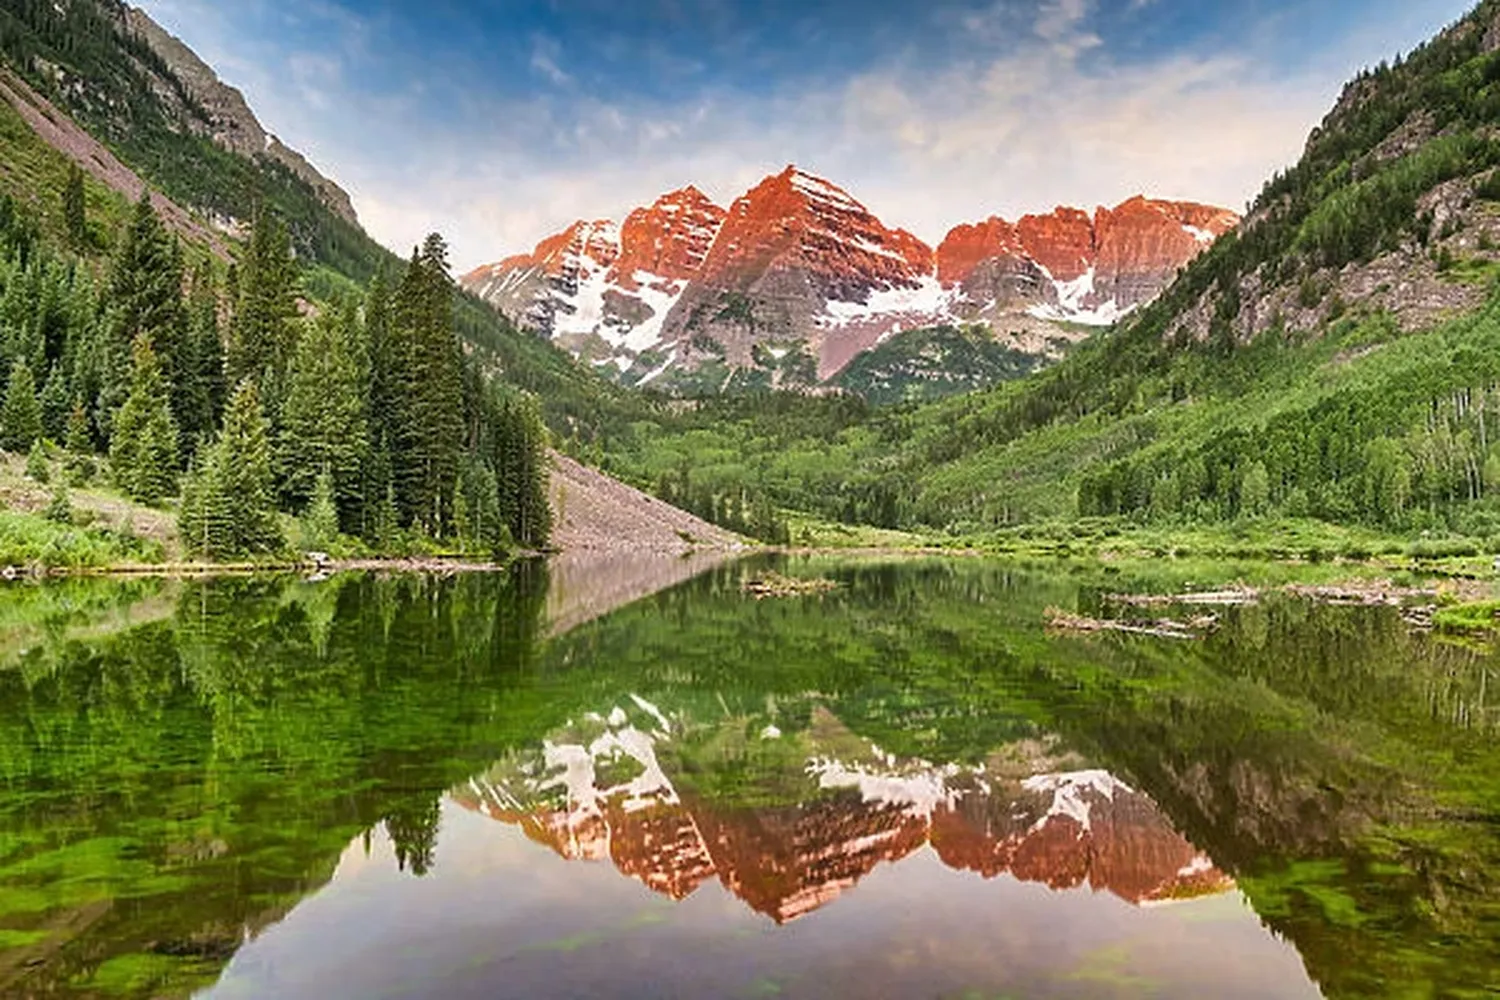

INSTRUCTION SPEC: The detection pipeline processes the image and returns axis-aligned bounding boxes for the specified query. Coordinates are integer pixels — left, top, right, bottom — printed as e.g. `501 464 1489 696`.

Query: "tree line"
0 185 550 559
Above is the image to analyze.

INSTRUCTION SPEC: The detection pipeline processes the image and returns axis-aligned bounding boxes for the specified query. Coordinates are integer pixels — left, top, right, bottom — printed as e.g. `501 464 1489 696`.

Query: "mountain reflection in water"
454 704 1231 923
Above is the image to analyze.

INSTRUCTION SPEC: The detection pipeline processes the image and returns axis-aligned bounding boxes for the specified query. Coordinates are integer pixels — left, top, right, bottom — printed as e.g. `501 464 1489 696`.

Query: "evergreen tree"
64 401 94 484
63 163 87 249
109 334 179 503
43 481 71 524
104 192 185 438
228 211 299 423
0 360 42 452
180 379 283 558
301 468 340 551
38 362 68 441
178 258 226 454
388 236 463 535
278 305 367 524
494 390 551 548
26 440 48 483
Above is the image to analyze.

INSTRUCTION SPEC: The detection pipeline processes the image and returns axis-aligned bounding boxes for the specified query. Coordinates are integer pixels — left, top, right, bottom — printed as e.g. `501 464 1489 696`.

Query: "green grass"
0 509 162 570
0 89 133 251
1433 600 1500 633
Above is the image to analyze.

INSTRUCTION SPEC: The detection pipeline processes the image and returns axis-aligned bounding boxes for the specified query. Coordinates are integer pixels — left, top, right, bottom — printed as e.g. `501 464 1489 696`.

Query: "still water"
0 557 1497 998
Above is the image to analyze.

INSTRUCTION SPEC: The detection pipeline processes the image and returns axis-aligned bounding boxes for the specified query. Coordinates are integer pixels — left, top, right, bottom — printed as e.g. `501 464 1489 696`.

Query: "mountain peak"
462 172 1236 391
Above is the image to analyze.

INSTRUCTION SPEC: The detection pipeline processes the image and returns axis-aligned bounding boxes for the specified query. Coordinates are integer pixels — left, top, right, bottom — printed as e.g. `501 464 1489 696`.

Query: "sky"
135 0 1477 272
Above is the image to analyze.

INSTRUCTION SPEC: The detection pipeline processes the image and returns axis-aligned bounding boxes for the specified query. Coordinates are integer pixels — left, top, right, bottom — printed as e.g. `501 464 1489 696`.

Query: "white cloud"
529 35 573 87
134 0 1476 273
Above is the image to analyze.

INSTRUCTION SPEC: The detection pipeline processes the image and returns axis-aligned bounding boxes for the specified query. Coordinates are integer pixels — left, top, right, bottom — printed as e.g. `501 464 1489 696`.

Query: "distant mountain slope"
0 0 649 450
121 5 359 227
590 0 1500 539
548 451 742 556
0 67 228 255
462 166 1236 394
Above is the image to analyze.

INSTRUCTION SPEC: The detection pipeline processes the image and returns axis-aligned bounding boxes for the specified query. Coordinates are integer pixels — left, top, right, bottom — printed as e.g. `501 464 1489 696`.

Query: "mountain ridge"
122 4 360 228
461 166 1238 390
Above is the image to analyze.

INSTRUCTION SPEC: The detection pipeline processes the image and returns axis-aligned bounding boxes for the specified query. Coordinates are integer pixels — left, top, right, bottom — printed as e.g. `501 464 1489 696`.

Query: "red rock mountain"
461 168 1238 387
450 710 1232 924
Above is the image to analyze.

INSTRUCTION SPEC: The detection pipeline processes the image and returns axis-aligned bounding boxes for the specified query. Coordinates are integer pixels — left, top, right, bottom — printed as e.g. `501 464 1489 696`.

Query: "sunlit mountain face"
453 702 1232 924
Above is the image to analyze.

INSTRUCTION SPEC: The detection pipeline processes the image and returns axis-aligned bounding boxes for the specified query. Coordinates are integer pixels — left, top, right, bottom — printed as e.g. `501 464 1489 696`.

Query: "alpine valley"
461 168 1238 395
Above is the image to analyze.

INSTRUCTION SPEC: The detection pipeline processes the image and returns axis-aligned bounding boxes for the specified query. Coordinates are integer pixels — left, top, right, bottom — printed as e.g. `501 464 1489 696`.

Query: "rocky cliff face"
463 187 728 367
937 196 1239 328
462 168 1236 391
452 705 1232 923
122 5 360 227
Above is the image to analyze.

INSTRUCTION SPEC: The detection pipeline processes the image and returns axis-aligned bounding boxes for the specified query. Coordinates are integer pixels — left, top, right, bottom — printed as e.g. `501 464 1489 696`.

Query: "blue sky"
137 0 1476 270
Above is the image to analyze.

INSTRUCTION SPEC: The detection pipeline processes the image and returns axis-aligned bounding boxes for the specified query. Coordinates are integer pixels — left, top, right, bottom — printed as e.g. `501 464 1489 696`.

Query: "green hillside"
0 0 644 450
593 0 1500 547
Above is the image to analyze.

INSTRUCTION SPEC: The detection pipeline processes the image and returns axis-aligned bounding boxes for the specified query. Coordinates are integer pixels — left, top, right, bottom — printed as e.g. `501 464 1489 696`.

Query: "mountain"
121 5 359 227
461 166 1237 393
594 1 1500 541
453 703 1231 923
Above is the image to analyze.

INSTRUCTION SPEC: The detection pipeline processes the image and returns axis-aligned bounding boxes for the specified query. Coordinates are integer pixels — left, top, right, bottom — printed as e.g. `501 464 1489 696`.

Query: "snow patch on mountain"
818 276 955 331
1021 769 1135 835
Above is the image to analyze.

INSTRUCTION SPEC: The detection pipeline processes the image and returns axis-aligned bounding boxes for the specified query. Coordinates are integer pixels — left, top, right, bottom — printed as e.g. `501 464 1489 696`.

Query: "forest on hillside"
0 182 552 560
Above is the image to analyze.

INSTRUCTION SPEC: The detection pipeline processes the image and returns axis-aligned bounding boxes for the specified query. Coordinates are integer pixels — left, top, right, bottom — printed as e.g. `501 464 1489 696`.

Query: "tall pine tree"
279 305 368 526
494 389 551 548
103 192 186 440
179 258 227 455
110 334 179 503
180 379 282 558
0 360 42 452
388 235 463 536
228 211 299 425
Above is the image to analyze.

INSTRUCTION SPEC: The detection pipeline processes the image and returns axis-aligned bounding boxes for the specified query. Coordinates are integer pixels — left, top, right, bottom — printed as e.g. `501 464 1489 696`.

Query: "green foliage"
491 389 552 548
833 325 1047 405
108 334 178 504
387 235 464 535
0 507 158 568
25 438 47 483
43 480 70 524
299 469 340 552
179 379 283 559
279 304 367 525
62 161 85 249
0 358 41 451
104 192 186 434
228 211 299 421
63 401 94 484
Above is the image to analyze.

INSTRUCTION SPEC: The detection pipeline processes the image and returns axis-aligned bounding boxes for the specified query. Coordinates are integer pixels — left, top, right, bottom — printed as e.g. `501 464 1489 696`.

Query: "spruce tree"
279 306 367 524
38 363 69 441
494 390 551 548
63 164 87 249
0 360 42 452
104 192 186 437
26 440 48 483
212 379 283 556
228 212 299 424
109 334 179 504
301 469 340 551
64 402 94 484
180 259 227 454
388 235 463 536
44 481 71 524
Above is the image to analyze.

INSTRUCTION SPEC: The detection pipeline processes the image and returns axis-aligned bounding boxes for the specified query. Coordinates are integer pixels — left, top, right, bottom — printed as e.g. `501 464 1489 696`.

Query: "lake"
0 556 1497 998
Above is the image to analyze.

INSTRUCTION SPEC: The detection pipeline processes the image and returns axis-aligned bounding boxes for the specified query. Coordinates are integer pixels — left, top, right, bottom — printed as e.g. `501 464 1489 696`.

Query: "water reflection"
454 704 1231 923
0 558 1495 997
